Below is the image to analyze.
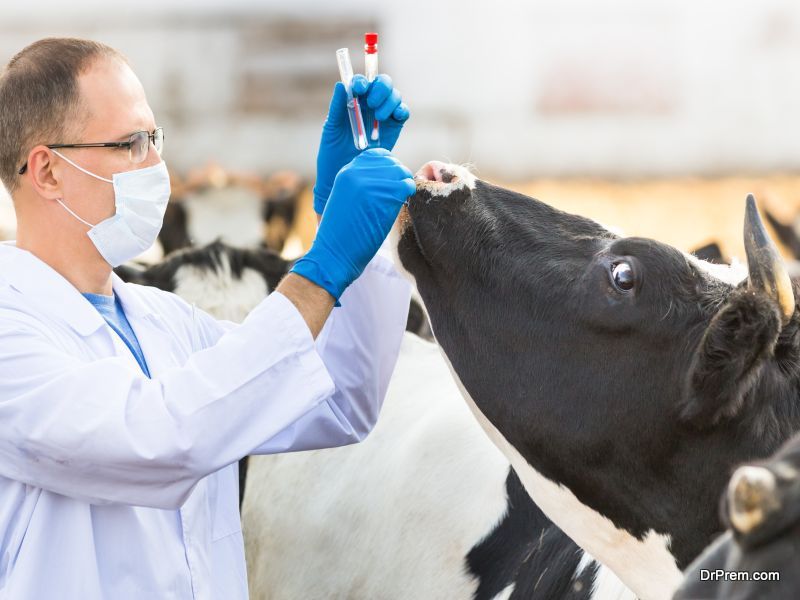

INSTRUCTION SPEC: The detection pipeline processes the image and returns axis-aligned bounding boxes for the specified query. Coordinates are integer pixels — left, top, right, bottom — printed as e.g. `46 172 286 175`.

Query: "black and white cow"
395 161 800 600
676 431 800 599
117 240 432 342
115 240 290 322
242 331 634 600
117 241 634 599
159 170 306 256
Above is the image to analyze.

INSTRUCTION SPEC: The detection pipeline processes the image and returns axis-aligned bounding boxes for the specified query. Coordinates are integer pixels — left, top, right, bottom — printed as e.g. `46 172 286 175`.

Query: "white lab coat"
0 241 410 599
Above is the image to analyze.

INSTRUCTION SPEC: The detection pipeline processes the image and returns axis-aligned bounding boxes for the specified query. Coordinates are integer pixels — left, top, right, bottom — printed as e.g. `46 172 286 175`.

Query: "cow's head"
115 240 290 322
395 161 800 599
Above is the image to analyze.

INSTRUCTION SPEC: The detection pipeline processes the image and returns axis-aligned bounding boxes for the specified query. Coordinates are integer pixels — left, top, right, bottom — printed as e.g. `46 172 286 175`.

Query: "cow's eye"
611 262 635 292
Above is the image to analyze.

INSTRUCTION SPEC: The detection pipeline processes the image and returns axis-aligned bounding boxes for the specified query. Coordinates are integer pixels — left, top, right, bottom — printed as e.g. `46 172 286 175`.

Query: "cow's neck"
439 350 684 600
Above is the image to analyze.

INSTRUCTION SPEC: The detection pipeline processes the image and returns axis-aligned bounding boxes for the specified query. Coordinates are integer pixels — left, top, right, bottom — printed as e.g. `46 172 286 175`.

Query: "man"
0 38 415 599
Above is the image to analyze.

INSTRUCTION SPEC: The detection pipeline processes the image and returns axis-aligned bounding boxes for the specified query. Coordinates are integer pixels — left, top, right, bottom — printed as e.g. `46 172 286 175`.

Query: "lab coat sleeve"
249 249 411 454
0 291 335 510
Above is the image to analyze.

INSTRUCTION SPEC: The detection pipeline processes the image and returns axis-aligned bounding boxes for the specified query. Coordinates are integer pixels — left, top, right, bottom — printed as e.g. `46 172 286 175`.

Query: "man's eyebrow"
115 127 156 142
111 131 136 142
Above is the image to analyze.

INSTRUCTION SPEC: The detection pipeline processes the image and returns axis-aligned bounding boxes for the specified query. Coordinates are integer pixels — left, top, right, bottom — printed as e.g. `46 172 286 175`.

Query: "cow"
115 240 290 322
394 160 800 600
675 431 800 599
115 240 633 599
158 167 306 257
765 208 800 262
116 240 432 342
690 242 726 265
242 331 634 600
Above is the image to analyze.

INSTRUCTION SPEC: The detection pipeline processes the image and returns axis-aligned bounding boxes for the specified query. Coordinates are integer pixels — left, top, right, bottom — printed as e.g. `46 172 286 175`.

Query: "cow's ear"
680 287 781 426
681 195 794 427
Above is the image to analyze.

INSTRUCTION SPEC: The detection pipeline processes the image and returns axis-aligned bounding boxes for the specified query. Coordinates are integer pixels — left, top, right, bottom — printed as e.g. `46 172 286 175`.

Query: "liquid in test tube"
364 32 380 145
336 48 368 150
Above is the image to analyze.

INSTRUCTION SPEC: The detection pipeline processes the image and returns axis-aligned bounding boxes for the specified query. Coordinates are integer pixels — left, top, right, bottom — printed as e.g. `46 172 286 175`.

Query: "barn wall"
1 0 799 183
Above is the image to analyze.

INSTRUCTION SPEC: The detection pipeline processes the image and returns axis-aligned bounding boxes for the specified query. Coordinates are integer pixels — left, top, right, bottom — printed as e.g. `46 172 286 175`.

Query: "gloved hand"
313 74 410 215
291 148 416 301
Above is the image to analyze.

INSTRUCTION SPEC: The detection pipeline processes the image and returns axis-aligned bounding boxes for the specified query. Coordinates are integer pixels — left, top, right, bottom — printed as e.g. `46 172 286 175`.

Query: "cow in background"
159 165 306 257
676 430 800 599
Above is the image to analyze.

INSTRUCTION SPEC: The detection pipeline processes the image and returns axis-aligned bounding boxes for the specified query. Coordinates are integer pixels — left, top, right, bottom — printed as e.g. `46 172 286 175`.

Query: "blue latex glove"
291 148 415 301
313 74 410 215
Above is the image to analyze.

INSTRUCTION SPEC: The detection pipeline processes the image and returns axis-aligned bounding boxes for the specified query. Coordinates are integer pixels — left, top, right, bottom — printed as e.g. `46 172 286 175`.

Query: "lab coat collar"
111 270 155 321
0 242 155 336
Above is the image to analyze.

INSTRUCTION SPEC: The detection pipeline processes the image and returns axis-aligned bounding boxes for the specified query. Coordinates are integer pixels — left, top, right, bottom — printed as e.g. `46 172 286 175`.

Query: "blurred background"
3 0 800 264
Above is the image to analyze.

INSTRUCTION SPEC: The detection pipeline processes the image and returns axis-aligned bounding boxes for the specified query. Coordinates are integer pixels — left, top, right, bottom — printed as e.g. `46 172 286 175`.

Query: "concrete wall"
1 0 800 186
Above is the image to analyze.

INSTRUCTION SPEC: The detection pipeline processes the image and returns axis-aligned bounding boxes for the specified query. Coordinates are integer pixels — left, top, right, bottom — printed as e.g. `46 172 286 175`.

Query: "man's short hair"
0 38 128 194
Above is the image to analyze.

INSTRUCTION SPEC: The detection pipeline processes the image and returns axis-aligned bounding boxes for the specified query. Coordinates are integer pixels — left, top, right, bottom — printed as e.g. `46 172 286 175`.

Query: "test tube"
336 48 368 151
364 32 380 145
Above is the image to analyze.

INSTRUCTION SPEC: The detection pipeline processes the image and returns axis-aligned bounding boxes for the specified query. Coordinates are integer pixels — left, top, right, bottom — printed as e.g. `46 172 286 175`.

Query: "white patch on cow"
575 550 595 576
243 333 512 600
184 186 264 248
438 350 680 600
685 252 747 286
573 551 634 599
491 583 515 600
387 223 416 283
386 224 438 343
591 565 639 600
173 256 269 323
414 163 477 198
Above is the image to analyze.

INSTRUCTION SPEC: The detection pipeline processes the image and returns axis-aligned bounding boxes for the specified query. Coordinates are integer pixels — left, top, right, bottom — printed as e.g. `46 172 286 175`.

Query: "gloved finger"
393 163 415 180
351 74 370 96
341 147 395 172
353 150 407 171
377 163 415 181
357 147 392 159
392 102 410 123
366 74 393 108
365 163 414 182
397 177 417 199
323 82 349 129
375 88 402 122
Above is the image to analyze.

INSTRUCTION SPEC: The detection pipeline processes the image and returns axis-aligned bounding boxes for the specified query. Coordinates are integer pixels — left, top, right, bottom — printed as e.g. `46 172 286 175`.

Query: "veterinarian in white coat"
0 38 413 599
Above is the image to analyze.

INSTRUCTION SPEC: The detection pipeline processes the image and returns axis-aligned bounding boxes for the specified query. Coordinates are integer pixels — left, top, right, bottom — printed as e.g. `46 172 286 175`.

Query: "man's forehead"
77 56 155 139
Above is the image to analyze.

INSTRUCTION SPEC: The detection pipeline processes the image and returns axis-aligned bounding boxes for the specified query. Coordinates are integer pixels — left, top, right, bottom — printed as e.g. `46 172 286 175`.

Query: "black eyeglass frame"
17 127 164 175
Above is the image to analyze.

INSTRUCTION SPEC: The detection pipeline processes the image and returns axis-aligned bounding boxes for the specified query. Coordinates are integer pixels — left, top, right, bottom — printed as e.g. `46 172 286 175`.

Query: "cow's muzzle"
412 161 477 198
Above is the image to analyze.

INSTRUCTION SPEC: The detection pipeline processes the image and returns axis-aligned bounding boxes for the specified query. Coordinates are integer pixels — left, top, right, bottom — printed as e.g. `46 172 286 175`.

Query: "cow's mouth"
417 160 459 185
412 161 476 197
398 160 477 235
396 160 479 282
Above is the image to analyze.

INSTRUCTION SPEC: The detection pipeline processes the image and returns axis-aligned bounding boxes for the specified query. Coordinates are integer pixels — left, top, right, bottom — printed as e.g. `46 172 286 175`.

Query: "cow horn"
744 194 795 323
727 465 777 534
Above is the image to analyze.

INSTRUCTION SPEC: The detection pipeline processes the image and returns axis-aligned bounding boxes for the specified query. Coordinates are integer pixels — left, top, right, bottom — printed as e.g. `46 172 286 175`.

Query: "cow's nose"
416 161 458 184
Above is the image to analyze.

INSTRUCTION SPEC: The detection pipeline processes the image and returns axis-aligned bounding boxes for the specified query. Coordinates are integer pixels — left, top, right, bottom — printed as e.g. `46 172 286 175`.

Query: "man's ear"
25 145 63 200
680 287 781 427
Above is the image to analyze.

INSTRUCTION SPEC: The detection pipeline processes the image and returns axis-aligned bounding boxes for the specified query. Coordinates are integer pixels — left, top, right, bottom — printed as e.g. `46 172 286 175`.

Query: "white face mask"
52 149 171 267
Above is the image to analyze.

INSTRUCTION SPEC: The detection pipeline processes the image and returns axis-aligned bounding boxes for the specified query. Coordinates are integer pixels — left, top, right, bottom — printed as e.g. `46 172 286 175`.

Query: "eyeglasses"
18 127 164 175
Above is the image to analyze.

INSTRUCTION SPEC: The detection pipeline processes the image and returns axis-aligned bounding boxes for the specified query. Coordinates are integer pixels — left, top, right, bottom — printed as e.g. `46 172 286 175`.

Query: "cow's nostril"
418 163 437 182
417 160 456 184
